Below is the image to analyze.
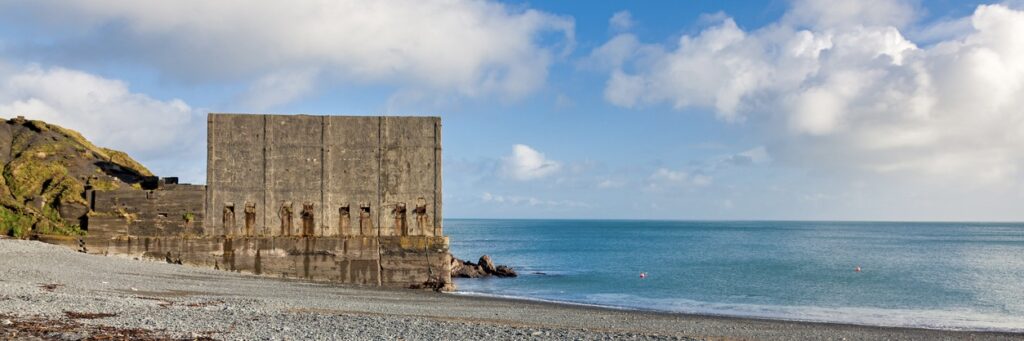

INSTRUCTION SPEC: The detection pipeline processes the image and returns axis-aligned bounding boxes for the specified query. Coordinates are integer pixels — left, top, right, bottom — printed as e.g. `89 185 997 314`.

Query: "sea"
446 219 1024 332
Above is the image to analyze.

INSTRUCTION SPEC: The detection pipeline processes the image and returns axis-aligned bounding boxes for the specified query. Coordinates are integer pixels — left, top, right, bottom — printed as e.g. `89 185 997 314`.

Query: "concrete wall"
79 235 451 289
206 114 442 238
323 116 381 237
265 114 323 237
380 117 441 237
74 113 450 290
89 184 205 238
206 114 266 237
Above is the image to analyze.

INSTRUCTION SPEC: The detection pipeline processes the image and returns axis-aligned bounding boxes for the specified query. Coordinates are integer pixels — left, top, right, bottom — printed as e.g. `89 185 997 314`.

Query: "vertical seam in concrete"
376 116 383 286
262 115 268 236
378 116 384 236
207 115 213 235
320 116 325 237
427 119 439 282
433 119 439 235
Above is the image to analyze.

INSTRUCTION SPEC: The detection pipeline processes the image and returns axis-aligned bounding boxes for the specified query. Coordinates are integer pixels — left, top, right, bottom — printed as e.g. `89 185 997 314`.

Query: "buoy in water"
855 266 862 272
639 272 647 279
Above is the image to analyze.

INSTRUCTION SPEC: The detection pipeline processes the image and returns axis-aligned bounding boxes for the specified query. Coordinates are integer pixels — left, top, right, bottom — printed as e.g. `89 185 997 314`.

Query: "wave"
448 291 1024 333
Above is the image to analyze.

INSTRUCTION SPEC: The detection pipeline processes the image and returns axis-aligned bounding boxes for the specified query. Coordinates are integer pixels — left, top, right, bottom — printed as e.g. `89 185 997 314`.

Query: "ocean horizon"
447 219 1024 332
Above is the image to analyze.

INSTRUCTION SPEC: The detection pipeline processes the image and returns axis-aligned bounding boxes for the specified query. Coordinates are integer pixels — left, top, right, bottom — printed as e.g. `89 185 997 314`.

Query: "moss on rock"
0 116 152 238
0 206 33 238
89 178 121 191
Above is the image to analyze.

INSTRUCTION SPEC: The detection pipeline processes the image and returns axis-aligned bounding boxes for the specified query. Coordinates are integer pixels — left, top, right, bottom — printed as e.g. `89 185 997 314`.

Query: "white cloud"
0 63 204 181
597 19 774 121
0 0 575 103
238 69 319 111
719 146 772 167
647 168 712 190
597 179 625 189
480 192 586 208
610 11 634 31
651 168 689 183
501 144 561 181
584 34 643 71
783 0 918 29
594 2 1024 184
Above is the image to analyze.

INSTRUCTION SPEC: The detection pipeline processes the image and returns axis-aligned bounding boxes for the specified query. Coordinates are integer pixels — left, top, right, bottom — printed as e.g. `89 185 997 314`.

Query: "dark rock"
164 253 182 265
450 254 517 278
494 265 517 278
478 255 497 273
409 277 455 292
450 257 486 278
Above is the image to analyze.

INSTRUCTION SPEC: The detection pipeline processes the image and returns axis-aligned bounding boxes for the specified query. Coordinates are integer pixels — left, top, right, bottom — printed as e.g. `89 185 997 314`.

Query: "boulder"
450 254 517 278
478 255 497 273
409 277 456 292
493 265 517 278
451 258 487 278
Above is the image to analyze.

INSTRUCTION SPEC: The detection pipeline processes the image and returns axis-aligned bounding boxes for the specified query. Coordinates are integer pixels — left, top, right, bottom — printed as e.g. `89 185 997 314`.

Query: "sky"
0 0 1022 221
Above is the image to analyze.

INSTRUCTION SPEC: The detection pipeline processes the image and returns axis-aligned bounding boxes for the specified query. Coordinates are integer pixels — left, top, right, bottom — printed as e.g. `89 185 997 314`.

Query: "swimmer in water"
855 265 862 272
640 272 647 279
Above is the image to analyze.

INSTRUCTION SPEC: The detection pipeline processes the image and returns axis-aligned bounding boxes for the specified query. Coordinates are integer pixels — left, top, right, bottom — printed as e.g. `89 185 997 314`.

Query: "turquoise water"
446 219 1024 331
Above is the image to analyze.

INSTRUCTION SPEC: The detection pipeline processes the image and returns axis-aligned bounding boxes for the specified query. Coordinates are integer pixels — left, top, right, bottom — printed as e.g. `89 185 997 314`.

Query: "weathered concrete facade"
205 114 442 238
74 113 451 290
86 179 205 239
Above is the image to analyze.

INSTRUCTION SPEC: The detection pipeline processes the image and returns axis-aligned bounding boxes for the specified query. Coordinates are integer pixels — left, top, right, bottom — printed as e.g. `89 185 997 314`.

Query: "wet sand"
1 239 1020 340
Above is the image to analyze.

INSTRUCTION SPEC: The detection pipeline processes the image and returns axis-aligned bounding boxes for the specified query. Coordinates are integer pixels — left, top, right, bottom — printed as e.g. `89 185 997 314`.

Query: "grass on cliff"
46 122 153 177
0 206 33 238
3 155 87 206
0 117 150 238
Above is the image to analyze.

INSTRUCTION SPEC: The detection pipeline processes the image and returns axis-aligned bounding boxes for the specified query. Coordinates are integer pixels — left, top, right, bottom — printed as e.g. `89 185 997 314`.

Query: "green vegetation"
0 206 33 238
89 178 120 191
47 122 154 177
0 116 152 238
103 148 154 177
26 120 50 132
3 156 86 206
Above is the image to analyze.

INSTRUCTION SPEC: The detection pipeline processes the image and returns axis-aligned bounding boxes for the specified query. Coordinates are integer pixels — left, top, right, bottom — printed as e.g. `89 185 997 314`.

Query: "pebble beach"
1 239 1020 340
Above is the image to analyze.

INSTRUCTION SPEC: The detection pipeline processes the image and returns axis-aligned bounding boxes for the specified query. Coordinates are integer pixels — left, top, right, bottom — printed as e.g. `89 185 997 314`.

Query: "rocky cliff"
0 116 152 238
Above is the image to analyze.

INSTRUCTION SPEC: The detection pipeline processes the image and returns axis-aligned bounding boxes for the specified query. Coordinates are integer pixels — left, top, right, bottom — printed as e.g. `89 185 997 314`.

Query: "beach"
0 239 1020 340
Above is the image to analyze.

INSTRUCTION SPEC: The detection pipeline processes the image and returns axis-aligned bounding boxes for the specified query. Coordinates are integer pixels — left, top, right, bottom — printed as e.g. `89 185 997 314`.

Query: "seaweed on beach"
133 296 225 309
0 313 215 341
135 296 176 308
38 283 63 292
64 311 118 319
185 300 225 308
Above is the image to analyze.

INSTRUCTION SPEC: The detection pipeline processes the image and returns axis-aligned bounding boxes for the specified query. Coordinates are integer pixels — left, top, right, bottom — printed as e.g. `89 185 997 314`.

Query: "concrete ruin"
74 114 452 290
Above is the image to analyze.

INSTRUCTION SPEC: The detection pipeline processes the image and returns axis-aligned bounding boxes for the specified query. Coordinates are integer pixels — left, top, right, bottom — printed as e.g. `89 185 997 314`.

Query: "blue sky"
1 0 1022 221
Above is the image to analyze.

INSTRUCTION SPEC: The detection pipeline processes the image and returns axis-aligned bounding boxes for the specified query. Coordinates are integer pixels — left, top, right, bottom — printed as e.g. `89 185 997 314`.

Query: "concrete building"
77 113 452 290
205 114 442 238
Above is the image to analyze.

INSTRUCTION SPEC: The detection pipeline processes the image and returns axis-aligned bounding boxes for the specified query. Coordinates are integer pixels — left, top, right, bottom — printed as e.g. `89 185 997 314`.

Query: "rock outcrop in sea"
451 255 517 278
